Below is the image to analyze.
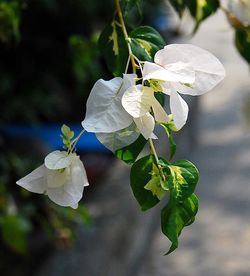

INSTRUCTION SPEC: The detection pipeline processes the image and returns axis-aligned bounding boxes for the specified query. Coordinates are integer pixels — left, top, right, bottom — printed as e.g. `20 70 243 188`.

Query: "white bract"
122 85 169 139
96 123 140 152
221 0 250 26
81 74 135 133
143 44 225 129
16 151 89 209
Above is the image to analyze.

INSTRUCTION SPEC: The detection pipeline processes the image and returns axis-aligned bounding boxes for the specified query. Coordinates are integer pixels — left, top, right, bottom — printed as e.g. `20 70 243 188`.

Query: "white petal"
96 123 139 152
170 90 189 130
82 78 133 133
143 61 195 84
45 151 74 170
221 0 250 26
122 85 154 118
46 167 69 188
155 44 225 95
122 74 137 91
47 158 88 208
16 165 46 194
134 113 155 139
150 133 158 139
151 97 169 123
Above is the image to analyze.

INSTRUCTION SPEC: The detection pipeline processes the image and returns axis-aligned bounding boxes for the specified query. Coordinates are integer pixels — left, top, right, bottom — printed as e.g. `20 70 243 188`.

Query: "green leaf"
169 0 187 17
167 160 199 203
130 154 160 211
115 134 147 165
0 1 20 43
99 20 129 76
61 124 74 140
1 215 31 254
161 123 177 160
144 164 167 200
122 0 143 22
129 26 165 62
161 194 199 254
187 0 219 28
235 27 250 64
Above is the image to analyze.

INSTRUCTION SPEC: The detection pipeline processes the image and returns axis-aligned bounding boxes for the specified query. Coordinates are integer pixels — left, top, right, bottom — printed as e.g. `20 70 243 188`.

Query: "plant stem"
69 129 85 153
149 138 166 181
115 0 138 73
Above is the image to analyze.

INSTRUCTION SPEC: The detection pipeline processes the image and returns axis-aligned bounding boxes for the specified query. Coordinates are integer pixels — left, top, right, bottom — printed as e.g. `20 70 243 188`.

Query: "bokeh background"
1 1 250 276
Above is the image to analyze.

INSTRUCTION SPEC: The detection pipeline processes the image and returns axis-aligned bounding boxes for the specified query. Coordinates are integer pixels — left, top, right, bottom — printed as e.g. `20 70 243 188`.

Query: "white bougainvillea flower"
96 122 140 152
221 0 250 26
16 151 89 209
81 74 136 133
143 44 225 129
122 85 169 139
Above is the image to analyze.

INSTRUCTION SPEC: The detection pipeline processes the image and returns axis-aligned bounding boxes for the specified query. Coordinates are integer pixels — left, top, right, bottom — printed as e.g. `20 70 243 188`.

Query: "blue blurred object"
0 124 109 153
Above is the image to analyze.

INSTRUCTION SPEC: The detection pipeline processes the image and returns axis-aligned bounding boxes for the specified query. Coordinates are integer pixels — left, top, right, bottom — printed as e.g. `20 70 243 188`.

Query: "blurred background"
1 0 250 276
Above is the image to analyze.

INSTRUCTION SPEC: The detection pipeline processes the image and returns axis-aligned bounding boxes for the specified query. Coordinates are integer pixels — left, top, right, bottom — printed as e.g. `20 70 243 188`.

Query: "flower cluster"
82 44 225 151
17 43 225 209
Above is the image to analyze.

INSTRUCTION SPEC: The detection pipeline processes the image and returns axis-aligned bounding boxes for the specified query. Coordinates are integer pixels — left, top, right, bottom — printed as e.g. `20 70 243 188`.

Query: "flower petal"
133 113 155 139
96 123 139 152
47 158 88 208
45 151 74 170
170 90 189 130
143 61 195 84
16 165 46 194
82 77 133 133
221 0 250 26
151 97 169 123
155 44 225 95
122 85 154 118
122 73 137 91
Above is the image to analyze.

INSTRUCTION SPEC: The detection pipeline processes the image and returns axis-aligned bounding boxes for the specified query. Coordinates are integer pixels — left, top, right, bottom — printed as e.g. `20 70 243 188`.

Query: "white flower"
221 0 250 26
121 84 169 139
16 151 89 209
96 122 140 152
143 44 225 129
81 74 135 133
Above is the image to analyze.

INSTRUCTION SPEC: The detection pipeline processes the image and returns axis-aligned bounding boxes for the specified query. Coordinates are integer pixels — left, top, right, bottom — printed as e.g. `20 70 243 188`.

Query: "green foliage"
130 155 160 210
98 20 129 77
161 123 177 160
169 0 186 17
169 0 219 28
187 0 219 26
60 124 74 150
161 194 199 254
167 160 199 202
130 154 199 253
0 214 31 254
0 0 20 42
122 0 143 24
115 135 147 164
99 21 165 76
129 26 165 62
235 27 250 64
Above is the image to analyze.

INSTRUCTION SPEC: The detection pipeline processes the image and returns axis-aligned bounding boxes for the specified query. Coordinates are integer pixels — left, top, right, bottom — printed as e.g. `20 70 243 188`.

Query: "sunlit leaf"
161 194 198 254
187 0 219 28
115 134 147 164
161 123 177 160
160 159 199 202
130 154 160 210
129 26 165 62
99 20 129 76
